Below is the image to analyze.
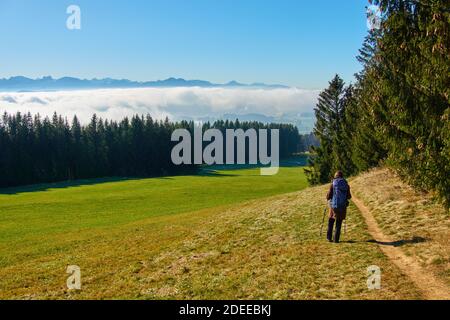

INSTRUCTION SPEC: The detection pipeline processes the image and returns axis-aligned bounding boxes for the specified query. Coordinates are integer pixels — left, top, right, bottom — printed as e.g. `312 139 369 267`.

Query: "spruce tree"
368 0 450 206
305 74 349 184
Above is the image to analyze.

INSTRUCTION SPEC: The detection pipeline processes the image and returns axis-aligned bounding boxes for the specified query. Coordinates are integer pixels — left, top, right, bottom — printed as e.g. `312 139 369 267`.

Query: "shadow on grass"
0 176 175 195
199 157 308 177
341 236 427 247
202 156 308 172
0 166 264 195
198 169 239 177
1 156 308 195
0 166 270 195
367 236 427 247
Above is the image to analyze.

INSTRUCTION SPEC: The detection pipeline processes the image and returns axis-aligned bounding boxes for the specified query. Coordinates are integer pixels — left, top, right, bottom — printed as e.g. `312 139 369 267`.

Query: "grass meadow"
0 166 424 299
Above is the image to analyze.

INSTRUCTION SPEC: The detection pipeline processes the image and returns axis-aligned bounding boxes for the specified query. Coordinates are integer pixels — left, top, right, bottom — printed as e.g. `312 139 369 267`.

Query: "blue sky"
0 0 369 89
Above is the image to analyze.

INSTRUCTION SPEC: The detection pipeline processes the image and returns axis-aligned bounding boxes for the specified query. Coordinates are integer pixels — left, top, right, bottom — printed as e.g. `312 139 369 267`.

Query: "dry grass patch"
0 184 421 299
351 168 450 287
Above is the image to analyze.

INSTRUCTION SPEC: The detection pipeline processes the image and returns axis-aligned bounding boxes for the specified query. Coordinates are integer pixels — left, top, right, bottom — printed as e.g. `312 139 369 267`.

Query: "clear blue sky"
0 0 370 89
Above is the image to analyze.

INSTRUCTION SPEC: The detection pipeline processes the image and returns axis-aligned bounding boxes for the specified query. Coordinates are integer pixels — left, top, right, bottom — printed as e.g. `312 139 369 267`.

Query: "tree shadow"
199 155 309 173
341 236 427 247
198 168 239 177
367 236 427 247
0 176 173 195
1 156 308 194
199 164 307 178
340 240 358 244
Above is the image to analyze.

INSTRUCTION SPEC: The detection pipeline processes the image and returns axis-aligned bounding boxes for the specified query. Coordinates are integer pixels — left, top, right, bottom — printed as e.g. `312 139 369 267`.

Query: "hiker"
326 171 351 243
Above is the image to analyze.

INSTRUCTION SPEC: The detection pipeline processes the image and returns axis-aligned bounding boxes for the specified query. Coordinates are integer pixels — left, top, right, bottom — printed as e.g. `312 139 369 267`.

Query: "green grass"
0 167 423 299
0 168 307 266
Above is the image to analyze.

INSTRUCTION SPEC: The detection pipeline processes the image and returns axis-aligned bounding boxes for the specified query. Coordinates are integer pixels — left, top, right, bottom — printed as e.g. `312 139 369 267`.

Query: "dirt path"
351 195 450 300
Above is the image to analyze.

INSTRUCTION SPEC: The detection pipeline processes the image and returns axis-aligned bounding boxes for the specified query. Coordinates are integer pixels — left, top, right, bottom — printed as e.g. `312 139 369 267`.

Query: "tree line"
306 0 449 208
0 112 305 188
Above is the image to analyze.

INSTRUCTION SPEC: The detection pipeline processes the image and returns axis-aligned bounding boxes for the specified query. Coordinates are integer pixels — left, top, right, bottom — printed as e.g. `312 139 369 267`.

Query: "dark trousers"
327 218 343 243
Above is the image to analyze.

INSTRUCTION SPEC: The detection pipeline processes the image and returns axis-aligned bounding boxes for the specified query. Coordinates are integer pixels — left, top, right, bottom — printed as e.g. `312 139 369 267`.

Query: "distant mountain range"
0 76 289 92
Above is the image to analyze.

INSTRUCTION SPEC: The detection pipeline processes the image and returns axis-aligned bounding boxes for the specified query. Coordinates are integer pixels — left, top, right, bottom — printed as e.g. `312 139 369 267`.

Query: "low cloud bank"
0 87 319 125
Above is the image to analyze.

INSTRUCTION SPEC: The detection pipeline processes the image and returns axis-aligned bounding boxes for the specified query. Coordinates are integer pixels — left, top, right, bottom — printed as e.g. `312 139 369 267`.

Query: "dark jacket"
326 179 352 220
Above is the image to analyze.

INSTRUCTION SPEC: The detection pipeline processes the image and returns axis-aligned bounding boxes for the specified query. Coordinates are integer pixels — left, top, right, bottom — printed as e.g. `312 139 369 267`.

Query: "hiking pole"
319 206 327 236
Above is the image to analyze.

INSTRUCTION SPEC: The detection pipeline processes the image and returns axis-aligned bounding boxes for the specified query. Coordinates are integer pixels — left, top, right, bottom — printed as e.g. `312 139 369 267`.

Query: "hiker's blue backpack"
331 178 349 210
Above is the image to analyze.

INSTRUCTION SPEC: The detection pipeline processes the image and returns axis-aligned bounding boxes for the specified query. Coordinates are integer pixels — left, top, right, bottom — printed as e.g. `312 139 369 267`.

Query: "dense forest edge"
305 0 449 209
0 113 316 188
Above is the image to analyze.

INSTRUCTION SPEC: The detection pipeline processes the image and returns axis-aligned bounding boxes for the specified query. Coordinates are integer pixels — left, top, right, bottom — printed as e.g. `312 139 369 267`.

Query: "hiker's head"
334 171 344 179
